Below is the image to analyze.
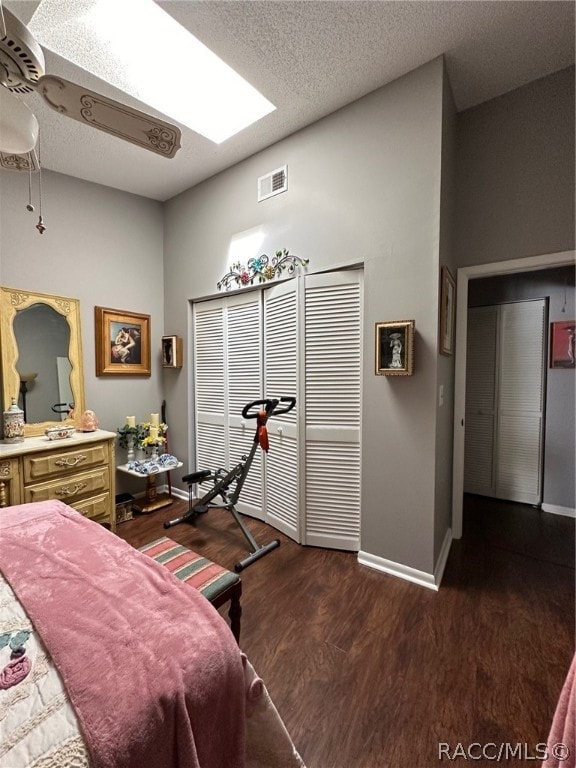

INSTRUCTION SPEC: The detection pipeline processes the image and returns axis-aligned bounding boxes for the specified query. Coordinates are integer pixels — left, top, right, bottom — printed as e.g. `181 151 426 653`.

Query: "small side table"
117 461 183 514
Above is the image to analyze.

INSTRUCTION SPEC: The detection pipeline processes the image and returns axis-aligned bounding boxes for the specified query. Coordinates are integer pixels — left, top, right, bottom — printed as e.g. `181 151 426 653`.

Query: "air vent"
258 165 287 202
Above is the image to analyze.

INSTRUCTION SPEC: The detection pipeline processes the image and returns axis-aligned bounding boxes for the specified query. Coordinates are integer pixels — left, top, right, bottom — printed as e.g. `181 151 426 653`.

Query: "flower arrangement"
117 422 167 450
139 421 167 448
217 249 309 291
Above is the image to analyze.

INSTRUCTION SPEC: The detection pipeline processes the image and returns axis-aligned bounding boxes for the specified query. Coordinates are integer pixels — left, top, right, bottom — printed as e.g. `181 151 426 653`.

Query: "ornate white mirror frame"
0 286 86 437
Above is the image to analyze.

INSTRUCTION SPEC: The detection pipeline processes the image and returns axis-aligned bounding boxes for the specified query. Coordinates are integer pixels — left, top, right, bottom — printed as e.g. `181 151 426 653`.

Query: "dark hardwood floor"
116 494 575 768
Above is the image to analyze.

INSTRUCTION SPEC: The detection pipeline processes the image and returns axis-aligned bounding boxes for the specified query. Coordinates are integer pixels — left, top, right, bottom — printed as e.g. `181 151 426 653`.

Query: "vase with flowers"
117 416 167 461
139 421 167 458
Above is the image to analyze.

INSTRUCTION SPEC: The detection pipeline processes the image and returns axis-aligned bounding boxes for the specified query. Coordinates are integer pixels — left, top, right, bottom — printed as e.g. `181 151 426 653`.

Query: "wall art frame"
375 319 415 376
95 306 151 376
161 335 183 369
549 320 575 369
439 265 456 356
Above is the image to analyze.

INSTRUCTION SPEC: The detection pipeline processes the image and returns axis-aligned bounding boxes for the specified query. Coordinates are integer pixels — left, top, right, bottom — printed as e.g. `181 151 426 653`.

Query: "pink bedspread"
0 501 246 768
542 654 576 768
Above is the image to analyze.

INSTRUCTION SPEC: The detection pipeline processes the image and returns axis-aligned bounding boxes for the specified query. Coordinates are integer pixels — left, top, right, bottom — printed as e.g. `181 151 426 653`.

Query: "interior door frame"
452 249 575 539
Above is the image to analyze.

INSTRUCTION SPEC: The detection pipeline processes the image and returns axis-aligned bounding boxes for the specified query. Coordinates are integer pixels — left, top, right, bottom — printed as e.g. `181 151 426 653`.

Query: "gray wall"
455 66 575 266
0 170 165 495
164 57 449 575
469 267 575 510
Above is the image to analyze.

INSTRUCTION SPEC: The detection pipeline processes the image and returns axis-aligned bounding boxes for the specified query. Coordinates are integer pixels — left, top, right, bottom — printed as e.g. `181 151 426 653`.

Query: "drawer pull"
56 482 88 497
55 454 87 468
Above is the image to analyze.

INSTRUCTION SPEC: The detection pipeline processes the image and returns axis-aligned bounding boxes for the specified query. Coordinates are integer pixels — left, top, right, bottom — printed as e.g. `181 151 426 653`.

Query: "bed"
0 500 305 768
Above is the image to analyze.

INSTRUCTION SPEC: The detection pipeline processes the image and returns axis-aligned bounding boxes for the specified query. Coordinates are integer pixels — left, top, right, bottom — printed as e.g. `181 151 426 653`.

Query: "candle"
149 425 159 440
126 416 136 428
150 413 159 426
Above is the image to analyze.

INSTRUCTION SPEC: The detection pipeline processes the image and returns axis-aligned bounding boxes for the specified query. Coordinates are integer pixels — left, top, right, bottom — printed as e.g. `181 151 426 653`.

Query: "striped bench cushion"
138 536 240 602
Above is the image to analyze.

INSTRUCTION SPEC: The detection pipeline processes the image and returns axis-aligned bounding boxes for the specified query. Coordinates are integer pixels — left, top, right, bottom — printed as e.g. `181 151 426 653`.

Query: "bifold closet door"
303 271 362 551
262 279 300 541
464 306 498 496
495 300 546 504
192 293 264 520
464 299 546 505
193 270 363 549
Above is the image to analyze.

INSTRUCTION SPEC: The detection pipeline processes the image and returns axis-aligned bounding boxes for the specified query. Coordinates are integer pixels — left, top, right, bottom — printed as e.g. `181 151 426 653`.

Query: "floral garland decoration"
217 249 309 291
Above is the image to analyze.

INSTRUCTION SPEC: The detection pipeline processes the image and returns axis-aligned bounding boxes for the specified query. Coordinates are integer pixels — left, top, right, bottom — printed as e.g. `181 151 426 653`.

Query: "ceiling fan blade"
34 74 182 159
0 150 38 173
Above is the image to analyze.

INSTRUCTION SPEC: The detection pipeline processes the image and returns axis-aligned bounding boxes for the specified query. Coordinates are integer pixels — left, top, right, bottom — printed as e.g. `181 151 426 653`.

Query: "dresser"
0 430 116 530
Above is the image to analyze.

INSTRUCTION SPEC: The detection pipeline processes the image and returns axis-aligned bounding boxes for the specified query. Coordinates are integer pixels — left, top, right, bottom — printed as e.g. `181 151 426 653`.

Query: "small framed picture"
550 321 575 369
439 266 456 356
375 320 415 376
162 335 183 368
95 307 151 376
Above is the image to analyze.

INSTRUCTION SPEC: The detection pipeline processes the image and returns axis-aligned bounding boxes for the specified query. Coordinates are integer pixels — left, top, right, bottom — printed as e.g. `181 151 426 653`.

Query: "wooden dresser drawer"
23 443 108 484
24 467 110 504
73 493 113 525
0 458 21 507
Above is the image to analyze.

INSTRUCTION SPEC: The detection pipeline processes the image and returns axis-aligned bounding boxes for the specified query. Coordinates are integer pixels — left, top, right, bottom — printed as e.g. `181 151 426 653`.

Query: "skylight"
29 0 276 144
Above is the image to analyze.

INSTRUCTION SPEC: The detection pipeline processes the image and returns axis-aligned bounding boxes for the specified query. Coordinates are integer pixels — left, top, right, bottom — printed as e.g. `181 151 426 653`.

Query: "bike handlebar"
241 397 296 419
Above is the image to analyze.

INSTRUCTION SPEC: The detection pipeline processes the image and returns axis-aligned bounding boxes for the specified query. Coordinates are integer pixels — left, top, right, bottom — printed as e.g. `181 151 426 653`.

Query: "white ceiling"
4 1 575 202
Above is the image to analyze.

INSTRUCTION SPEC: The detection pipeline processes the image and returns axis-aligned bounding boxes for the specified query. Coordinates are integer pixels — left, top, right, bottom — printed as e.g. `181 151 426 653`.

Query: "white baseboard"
157 484 187 502
358 528 453 591
541 503 576 519
358 550 437 590
434 527 453 588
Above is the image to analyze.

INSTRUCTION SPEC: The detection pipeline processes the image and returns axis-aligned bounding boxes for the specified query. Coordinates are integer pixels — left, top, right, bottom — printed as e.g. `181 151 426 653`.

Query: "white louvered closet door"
495 300 546 504
263 279 300 541
193 300 227 476
464 306 498 496
303 271 362 551
193 294 263 518
226 294 263 519
464 299 546 505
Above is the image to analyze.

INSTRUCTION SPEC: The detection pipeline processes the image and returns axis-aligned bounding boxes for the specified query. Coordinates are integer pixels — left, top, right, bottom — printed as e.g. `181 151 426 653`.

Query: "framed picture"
550 321 575 369
375 320 415 376
439 266 456 356
162 335 183 369
95 307 151 376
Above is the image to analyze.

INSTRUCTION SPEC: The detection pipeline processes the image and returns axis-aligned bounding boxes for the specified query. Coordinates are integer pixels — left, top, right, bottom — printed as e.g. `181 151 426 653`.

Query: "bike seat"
182 469 212 485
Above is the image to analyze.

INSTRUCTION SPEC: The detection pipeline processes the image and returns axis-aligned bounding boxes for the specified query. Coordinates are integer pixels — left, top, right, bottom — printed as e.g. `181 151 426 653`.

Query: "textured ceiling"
3 1 575 201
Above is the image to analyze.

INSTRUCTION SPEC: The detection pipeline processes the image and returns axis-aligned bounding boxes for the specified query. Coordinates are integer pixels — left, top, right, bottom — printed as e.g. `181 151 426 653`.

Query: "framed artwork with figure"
162 335 183 369
95 307 151 376
550 321 576 369
375 320 415 376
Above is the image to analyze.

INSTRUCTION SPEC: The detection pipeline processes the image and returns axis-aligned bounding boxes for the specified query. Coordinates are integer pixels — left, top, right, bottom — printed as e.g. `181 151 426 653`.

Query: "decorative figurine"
3 398 25 443
81 410 99 432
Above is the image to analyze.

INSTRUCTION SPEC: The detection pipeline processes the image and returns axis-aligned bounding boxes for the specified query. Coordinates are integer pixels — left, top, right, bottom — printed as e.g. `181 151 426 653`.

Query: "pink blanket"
0 501 246 768
542 654 576 768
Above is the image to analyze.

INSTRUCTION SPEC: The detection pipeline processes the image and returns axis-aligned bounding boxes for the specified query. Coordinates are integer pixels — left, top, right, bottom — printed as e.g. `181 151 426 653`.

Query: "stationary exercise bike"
164 396 296 572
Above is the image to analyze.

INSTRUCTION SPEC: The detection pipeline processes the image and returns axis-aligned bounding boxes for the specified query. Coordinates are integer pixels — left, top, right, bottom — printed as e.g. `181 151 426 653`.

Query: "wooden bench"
138 536 242 643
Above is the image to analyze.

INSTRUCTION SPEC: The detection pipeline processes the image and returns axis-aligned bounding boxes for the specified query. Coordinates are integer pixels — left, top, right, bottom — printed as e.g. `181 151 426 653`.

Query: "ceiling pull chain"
35 132 46 234
26 154 34 212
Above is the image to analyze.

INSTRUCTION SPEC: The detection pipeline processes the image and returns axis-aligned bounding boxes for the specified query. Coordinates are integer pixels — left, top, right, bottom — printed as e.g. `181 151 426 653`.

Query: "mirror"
0 287 85 437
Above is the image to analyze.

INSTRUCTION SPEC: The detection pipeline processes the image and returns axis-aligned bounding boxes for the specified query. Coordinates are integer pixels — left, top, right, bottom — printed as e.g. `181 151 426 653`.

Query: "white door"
192 293 263 518
263 279 301 540
464 306 498 496
464 299 546 504
495 300 546 504
303 271 363 551
192 270 363 549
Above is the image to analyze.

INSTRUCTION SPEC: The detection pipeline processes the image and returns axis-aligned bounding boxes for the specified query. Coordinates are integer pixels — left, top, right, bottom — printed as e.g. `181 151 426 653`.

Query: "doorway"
452 250 575 539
